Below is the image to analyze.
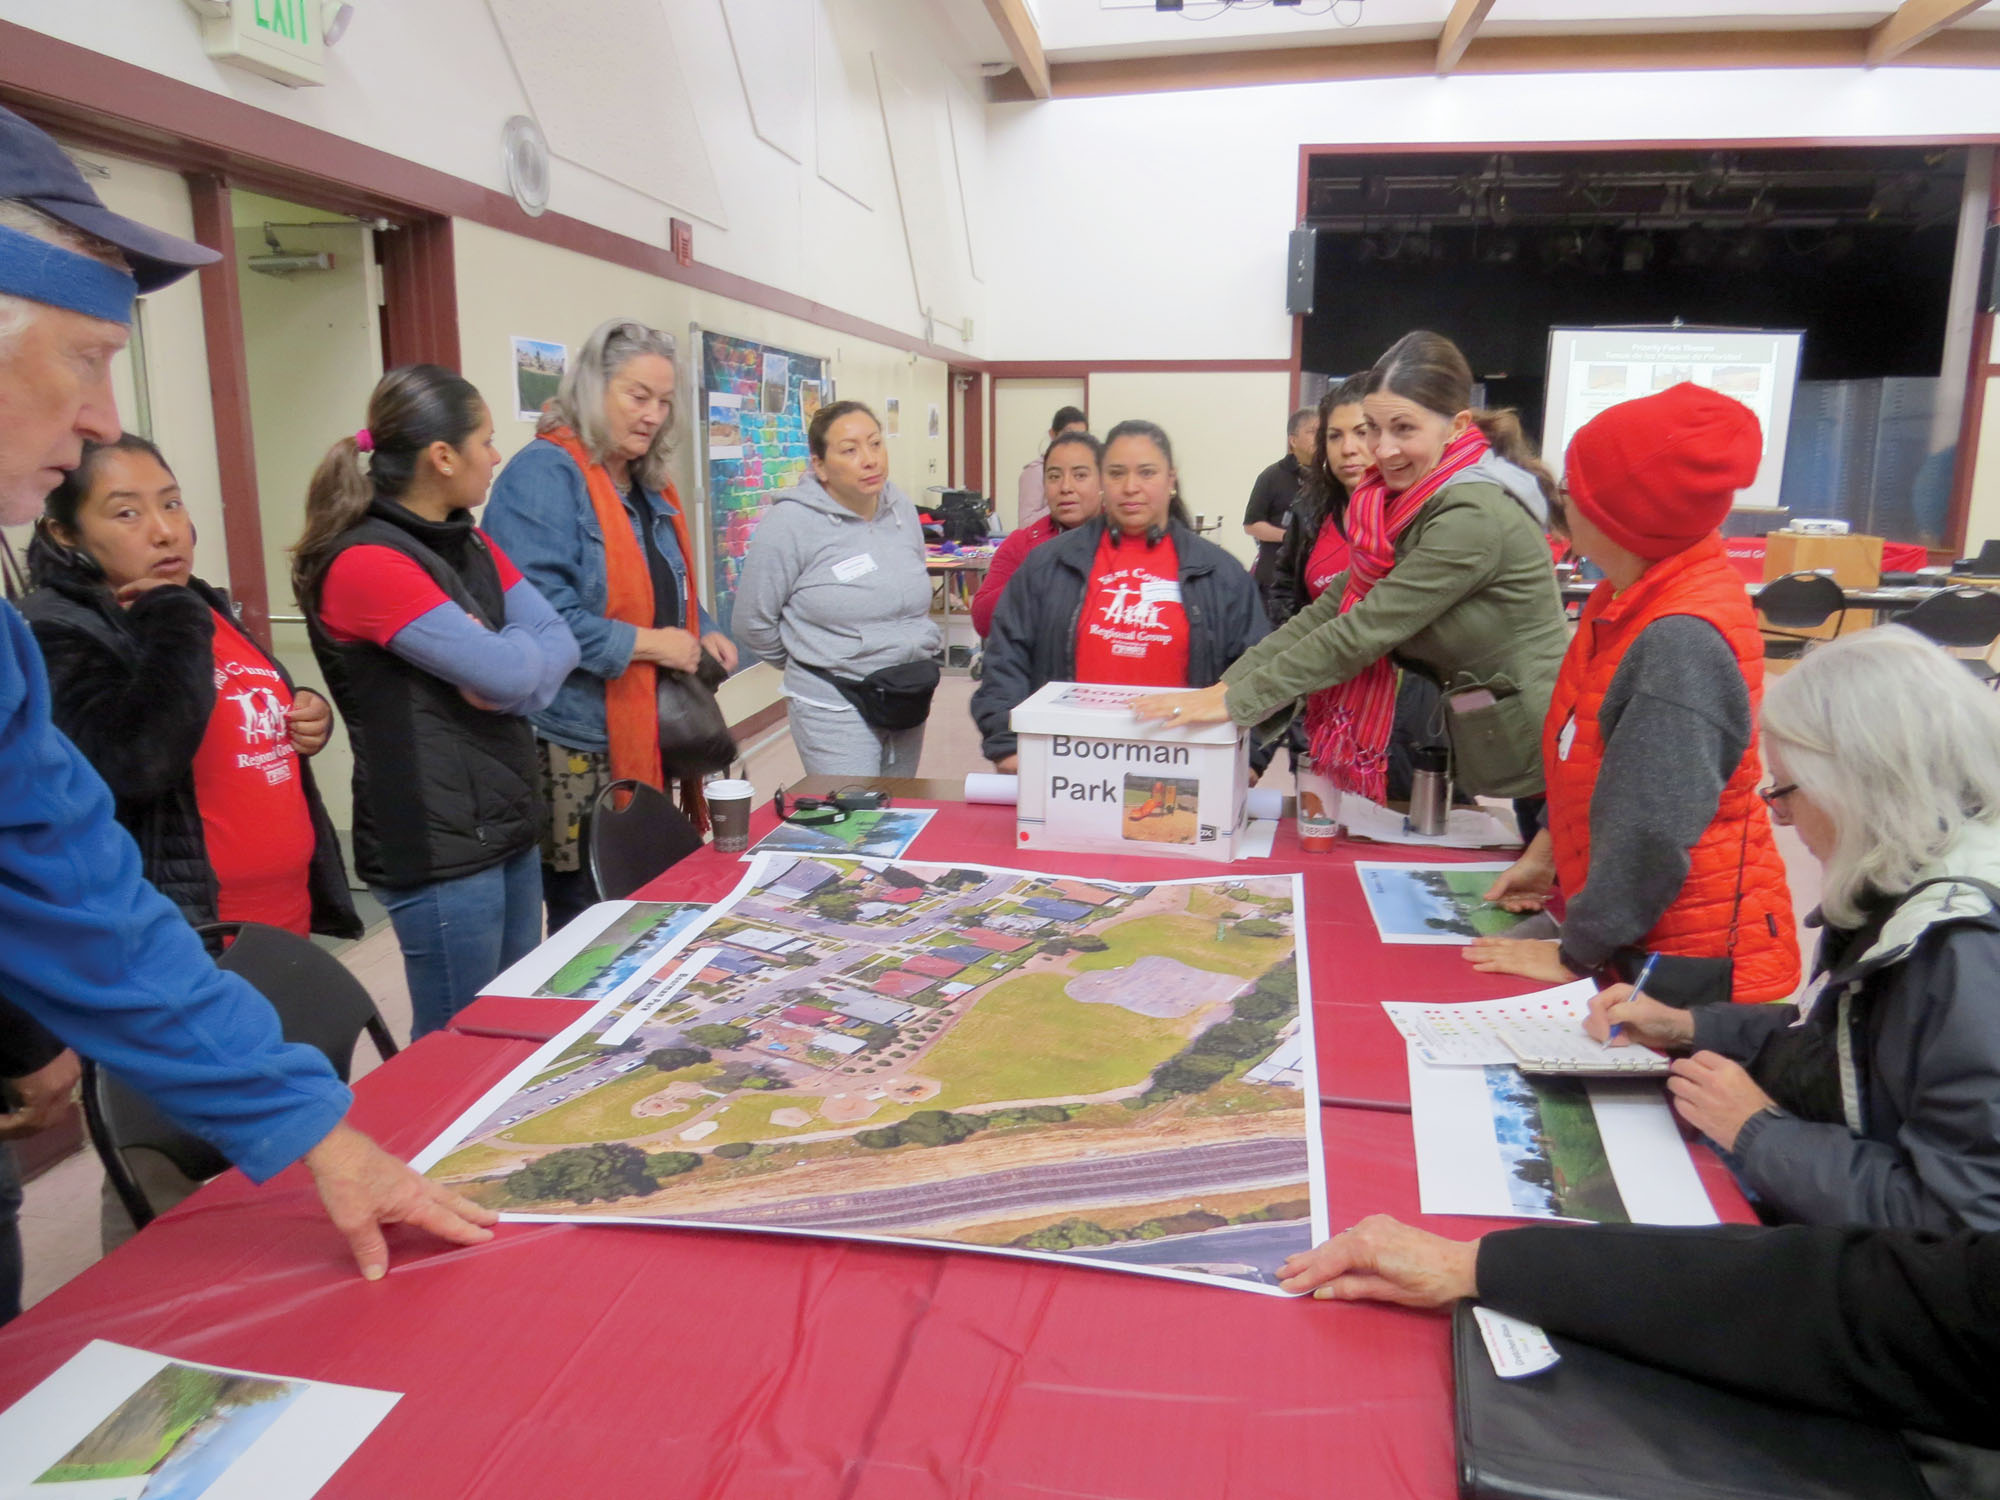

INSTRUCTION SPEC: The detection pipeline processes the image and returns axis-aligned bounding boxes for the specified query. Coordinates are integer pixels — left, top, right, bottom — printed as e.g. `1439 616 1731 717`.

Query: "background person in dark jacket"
972 419 1269 771
23 435 358 939
970 431 1104 638
295 366 578 1037
1591 627 2000 1232
1278 1213 2000 1450
1242 406 1317 617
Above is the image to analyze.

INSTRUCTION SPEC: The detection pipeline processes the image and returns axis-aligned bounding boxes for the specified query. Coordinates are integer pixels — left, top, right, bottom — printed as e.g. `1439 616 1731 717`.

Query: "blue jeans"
375 844 543 1039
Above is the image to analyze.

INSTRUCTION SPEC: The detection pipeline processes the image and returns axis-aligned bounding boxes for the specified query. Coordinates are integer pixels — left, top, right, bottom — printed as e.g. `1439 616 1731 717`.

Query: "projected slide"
1542 328 1803 512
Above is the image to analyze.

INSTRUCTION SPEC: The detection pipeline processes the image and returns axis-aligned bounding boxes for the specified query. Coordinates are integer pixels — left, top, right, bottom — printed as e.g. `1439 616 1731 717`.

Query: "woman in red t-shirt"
23 436 358 940
970 420 1270 771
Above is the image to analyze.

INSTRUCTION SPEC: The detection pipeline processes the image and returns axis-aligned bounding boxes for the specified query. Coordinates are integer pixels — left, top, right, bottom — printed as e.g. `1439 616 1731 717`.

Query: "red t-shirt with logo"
1305 519 1352 603
1071 529 1191 687
191 610 316 934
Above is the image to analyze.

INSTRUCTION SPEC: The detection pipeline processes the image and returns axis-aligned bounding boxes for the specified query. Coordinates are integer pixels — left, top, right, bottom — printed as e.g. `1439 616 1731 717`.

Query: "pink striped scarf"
1305 425 1490 801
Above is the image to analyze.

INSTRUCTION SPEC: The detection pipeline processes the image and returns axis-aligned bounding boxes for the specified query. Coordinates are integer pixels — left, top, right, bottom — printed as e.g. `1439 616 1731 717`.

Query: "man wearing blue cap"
0 103 496 1312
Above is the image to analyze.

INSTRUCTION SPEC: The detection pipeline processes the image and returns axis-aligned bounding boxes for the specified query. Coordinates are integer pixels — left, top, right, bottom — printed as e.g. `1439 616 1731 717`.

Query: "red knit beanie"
1563 382 1762 560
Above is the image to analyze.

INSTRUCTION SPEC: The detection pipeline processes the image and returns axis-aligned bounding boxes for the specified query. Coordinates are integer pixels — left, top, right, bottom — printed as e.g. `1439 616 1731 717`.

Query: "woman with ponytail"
295 365 578 1036
483 319 734 931
1137 331 1568 818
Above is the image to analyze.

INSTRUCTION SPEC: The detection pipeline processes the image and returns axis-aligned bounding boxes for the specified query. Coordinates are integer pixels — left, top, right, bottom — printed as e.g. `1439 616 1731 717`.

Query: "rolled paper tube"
1244 787 1284 822
964 773 1019 805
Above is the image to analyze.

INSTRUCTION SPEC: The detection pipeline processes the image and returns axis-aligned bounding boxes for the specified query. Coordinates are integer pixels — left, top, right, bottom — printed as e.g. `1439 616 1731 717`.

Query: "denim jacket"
484 439 718 753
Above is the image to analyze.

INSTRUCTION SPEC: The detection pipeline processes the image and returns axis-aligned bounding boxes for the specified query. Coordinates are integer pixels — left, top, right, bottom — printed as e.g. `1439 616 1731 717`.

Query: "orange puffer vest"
1544 533 1800 1002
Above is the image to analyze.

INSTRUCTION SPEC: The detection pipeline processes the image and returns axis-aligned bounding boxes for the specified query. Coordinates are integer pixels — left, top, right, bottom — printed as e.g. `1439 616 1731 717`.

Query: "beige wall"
1085 371 1294 570
990 377 1086 530
233 192 384 831
453 216 952 721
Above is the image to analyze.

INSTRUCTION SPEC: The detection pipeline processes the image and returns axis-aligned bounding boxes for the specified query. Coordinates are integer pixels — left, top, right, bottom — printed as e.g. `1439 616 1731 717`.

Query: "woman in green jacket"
1136 331 1568 814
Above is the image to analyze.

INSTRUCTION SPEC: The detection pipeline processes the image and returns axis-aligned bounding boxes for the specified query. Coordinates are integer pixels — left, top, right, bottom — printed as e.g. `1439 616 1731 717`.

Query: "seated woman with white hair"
1592 625 2000 1230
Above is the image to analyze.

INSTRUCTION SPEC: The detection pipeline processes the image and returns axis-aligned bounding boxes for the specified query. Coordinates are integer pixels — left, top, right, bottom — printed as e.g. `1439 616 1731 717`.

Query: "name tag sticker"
1138 579 1182 606
1556 716 1577 761
832 554 878 584
1473 1306 1562 1379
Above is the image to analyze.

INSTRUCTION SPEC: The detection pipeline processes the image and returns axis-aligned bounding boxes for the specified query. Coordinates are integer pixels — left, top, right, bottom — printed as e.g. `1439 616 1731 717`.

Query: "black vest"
304 499 541 887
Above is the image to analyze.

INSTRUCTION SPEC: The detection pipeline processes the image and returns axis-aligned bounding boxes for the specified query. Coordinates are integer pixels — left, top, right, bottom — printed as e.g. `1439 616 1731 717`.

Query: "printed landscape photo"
1356 863 1532 944
33 1363 301 1499
419 858 1321 1294
1483 1066 1631 1224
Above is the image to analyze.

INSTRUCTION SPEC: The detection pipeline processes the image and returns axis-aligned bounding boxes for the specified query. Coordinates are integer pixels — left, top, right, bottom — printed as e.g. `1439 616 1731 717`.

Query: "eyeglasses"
1757 782 1798 808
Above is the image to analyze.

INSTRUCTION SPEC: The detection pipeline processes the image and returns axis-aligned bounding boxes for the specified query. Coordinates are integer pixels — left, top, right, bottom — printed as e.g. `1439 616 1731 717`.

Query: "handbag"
656 648 737 778
802 658 940 733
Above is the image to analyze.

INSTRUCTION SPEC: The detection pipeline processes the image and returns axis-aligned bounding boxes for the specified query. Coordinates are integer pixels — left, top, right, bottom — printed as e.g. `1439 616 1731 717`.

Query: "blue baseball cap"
0 103 218 295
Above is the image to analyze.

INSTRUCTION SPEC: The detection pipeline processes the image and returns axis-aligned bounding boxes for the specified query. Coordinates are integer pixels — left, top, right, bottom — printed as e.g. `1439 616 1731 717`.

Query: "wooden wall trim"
378 216 461 371
982 359 1294 376
1868 0 1998 66
185 173 270 646
0 21 970 369
988 25 2000 101
1943 145 1999 554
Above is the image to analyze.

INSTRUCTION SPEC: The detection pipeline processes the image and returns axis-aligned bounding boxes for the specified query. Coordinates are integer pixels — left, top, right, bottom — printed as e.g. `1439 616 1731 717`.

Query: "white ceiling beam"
982 0 1051 100
1437 0 1501 75
1866 0 1994 65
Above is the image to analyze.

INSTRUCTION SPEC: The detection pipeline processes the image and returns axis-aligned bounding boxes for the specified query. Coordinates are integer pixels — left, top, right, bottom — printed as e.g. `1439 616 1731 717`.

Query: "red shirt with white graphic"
1071 529 1191 687
1305 518 1352 603
192 609 316 934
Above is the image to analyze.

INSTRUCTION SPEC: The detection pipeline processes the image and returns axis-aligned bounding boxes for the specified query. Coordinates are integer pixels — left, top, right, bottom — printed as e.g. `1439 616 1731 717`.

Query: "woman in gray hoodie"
734 401 941 775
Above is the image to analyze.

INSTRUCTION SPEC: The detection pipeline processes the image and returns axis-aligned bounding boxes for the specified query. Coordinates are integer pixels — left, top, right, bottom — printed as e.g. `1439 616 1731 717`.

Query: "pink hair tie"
354 428 374 453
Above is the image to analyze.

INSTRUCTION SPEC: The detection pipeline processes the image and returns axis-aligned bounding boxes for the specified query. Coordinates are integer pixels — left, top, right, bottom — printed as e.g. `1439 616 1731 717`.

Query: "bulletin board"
695 326 830 638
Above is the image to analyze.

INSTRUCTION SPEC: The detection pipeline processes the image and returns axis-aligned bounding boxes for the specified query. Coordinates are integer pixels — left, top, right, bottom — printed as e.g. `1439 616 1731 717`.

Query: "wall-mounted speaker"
1981 221 1999 315
1286 225 1317 316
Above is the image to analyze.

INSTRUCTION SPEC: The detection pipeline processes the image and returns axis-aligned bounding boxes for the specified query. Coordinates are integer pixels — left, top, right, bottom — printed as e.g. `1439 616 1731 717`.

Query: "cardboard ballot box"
1010 681 1248 863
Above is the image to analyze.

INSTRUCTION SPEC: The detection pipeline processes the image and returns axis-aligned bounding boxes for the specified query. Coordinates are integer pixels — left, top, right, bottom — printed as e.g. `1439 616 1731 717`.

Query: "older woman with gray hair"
1589 625 2000 1231
485 316 736 930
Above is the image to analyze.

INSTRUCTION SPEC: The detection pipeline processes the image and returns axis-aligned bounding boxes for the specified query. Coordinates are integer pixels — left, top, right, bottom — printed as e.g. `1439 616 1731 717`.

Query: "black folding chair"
584 778 705 902
1755 572 1848 660
83 921 401 1230
1896 587 2000 688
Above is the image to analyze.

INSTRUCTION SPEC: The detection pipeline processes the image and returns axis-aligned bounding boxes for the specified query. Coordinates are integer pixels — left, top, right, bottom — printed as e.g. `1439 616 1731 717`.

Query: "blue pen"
1612 952 1659 1042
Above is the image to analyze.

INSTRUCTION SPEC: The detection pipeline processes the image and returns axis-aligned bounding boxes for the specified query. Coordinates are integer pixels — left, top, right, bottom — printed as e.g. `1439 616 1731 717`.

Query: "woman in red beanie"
1465 382 1800 1006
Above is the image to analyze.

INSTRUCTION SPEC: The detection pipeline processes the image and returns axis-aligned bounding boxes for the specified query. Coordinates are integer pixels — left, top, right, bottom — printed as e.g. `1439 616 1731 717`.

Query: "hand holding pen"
1584 955 1697 1050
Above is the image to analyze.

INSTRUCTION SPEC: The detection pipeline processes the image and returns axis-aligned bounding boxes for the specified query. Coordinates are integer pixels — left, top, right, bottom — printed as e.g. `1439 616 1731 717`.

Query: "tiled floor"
14 672 1819 1313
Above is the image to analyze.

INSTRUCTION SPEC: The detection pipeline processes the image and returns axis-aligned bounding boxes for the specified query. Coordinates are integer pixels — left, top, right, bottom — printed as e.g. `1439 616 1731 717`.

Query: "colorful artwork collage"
702 331 828 637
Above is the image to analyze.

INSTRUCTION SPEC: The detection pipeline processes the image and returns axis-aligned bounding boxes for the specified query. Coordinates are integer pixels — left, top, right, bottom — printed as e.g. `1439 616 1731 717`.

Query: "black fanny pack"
803 658 940 732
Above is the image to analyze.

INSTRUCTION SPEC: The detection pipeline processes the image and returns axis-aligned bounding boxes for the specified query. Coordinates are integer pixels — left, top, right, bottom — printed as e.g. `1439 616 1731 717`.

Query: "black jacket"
305 499 541 888
1479 1221 2000 1445
1267 473 1344 627
19 550 359 938
1695 860 2000 1232
970 517 1270 762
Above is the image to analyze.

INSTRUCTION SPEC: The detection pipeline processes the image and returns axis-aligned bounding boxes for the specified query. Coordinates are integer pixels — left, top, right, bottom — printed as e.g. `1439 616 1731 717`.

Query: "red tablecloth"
0 1033 1530 1500
3 805 1759 1497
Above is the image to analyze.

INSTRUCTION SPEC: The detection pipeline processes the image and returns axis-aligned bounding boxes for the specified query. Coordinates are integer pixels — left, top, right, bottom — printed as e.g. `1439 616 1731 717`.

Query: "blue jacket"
0 602 349 1181
483 440 719 753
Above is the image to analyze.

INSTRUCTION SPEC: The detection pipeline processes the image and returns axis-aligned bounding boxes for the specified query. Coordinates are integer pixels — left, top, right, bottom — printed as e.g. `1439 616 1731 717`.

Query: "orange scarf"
539 427 708 830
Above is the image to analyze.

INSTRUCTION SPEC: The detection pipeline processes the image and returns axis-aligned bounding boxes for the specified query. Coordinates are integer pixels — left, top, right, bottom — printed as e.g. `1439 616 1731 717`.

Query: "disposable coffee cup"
708 778 754 853
1295 763 1340 853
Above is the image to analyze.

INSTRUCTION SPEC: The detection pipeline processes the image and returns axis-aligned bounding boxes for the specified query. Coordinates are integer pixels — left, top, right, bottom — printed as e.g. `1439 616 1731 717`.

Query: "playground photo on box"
1121 774 1201 846
1353 861 1534 945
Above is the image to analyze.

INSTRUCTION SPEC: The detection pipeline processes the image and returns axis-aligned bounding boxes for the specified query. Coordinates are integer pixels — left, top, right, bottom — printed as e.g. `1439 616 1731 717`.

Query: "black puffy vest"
305 499 541 887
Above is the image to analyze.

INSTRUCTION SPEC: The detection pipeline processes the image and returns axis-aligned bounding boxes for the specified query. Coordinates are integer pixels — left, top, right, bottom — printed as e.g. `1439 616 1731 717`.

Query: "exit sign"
188 0 327 87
